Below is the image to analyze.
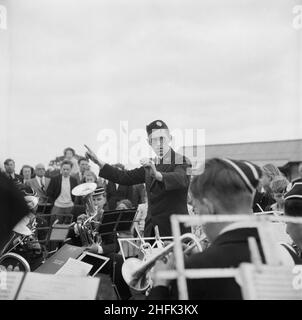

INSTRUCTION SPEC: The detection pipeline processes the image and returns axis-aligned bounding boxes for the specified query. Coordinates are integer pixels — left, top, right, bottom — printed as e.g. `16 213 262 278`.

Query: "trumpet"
121 233 203 292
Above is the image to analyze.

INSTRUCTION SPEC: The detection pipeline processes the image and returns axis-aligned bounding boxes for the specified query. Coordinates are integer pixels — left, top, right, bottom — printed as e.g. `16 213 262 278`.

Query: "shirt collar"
219 220 259 236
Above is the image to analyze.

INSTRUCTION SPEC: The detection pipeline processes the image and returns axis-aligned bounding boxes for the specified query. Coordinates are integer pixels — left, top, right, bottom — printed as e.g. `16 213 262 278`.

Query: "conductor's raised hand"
84 145 105 168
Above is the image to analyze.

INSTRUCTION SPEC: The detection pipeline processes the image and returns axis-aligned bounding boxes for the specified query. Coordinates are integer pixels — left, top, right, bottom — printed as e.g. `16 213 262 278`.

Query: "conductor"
85 120 191 237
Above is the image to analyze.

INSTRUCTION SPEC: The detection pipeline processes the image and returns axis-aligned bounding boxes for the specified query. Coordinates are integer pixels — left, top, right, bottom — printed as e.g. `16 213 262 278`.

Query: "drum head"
0 253 31 272
72 183 97 196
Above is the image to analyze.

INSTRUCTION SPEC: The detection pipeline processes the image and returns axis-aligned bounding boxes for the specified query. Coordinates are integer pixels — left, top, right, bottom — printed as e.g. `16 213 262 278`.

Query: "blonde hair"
262 163 281 180
270 176 289 194
84 170 97 182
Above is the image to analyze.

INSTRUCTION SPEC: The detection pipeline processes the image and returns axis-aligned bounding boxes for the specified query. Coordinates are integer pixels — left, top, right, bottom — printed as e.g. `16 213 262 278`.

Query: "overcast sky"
0 0 301 170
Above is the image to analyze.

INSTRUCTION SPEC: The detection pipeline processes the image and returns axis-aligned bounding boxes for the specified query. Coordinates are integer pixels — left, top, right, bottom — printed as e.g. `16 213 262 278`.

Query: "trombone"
121 232 203 292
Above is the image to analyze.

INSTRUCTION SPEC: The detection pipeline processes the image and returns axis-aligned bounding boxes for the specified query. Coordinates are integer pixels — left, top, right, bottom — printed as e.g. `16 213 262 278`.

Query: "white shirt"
36 176 46 188
55 176 73 208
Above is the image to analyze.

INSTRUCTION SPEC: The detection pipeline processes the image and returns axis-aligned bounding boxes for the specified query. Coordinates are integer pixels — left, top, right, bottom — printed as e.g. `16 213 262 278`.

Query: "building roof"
181 139 302 167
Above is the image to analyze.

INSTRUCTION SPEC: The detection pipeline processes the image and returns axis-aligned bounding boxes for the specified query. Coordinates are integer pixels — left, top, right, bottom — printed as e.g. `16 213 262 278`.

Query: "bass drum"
0 253 31 272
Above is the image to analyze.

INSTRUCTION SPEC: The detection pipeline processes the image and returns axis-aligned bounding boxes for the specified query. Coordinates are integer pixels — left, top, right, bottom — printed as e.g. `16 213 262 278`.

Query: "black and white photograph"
0 0 302 305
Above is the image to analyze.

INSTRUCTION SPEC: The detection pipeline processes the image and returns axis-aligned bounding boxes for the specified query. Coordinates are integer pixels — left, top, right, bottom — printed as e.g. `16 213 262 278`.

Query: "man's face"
93 195 106 209
79 160 89 173
4 161 15 174
61 164 72 177
148 131 171 157
286 222 302 248
35 165 46 178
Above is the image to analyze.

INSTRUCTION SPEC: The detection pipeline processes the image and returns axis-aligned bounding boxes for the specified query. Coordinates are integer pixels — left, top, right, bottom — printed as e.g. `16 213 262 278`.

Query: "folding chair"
239 263 302 300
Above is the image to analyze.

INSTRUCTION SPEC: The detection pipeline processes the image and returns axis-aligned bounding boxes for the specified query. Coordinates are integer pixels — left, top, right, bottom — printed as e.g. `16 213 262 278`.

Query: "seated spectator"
26 164 51 204
3 158 23 186
20 165 35 184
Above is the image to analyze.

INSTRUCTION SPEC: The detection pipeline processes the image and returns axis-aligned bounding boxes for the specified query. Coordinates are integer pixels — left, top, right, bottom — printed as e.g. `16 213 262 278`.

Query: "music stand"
97 209 137 300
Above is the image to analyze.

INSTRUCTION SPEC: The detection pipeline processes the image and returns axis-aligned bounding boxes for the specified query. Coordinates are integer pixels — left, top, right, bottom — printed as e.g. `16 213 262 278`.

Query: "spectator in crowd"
106 163 134 210
26 164 51 204
83 169 105 188
116 199 133 210
3 158 23 185
83 170 98 183
47 160 78 220
269 176 289 213
20 165 35 184
64 147 79 176
73 157 89 184
253 163 280 212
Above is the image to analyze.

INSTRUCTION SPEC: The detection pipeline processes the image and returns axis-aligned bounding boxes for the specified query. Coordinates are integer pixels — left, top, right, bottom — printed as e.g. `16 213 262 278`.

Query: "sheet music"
55 258 92 276
0 271 24 300
17 273 100 300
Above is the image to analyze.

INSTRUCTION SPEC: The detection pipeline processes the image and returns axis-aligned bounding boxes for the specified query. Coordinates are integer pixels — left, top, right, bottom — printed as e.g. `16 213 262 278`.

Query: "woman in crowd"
20 165 35 184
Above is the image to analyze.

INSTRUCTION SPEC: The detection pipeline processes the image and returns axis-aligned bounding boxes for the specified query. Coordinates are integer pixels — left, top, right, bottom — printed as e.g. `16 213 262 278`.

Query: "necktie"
40 177 45 191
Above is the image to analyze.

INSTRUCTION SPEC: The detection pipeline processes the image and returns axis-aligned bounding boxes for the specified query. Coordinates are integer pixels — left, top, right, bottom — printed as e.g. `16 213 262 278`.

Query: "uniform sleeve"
99 164 146 186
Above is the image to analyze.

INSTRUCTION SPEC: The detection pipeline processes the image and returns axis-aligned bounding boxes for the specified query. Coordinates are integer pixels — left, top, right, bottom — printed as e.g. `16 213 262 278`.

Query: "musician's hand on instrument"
86 243 103 254
151 253 174 287
77 214 87 223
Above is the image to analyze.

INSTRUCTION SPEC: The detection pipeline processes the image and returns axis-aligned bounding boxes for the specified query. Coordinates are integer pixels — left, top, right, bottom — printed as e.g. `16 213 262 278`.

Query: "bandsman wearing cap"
85 120 192 237
148 158 284 300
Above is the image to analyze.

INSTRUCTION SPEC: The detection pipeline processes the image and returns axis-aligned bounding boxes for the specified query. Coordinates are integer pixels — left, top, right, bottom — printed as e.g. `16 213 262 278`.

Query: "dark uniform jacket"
99 148 191 237
148 227 266 300
106 181 134 210
46 174 78 204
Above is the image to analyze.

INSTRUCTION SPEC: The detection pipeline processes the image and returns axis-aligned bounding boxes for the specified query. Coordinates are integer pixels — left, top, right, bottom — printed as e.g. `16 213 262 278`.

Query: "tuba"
121 232 203 292
72 182 101 246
